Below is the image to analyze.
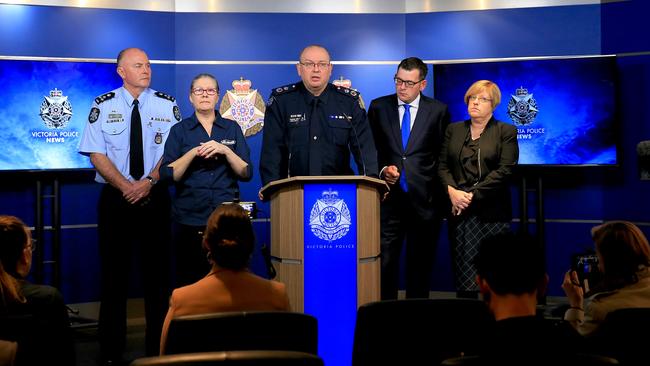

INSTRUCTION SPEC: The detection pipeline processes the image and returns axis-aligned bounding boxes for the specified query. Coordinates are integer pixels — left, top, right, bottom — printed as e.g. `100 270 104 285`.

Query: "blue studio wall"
0 2 648 303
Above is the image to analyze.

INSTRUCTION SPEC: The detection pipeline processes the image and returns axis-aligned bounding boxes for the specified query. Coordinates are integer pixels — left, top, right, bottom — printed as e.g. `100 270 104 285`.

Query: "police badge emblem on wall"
309 189 352 242
219 77 265 137
333 76 366 110
507 86 539 126
40 88 73 129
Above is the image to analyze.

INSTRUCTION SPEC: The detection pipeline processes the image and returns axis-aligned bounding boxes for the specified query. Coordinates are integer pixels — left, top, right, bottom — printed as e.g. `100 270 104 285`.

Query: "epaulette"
271 83 298 96
334 85 361 99
94 92 115 105
154 91 176 102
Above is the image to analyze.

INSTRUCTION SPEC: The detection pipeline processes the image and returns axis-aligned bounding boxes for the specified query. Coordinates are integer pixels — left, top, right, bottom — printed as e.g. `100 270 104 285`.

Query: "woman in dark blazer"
438 80 519 297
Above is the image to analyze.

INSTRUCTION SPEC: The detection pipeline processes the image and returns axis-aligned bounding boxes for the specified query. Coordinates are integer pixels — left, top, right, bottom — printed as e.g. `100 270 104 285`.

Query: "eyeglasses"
299 61 331 70
394 77 424 88
468 95 492 104
192 88 218 96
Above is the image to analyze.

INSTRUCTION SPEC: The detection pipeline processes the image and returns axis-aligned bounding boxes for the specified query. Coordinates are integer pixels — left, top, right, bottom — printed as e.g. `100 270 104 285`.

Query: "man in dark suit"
368 57 450 299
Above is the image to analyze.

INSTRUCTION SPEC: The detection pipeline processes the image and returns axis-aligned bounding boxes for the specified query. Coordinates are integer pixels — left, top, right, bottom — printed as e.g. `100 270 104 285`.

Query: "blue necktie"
400 104 411 192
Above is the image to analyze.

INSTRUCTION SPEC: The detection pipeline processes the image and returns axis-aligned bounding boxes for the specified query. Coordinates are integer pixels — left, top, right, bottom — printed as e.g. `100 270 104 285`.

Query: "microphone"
286 131 292 179
342 112 367 176
638 140 650 180
233 186 240 204
287 152 292 179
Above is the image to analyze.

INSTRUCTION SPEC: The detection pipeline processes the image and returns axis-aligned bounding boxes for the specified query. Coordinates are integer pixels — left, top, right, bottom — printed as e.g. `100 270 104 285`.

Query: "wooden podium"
260 175 387 365
259 175 387 312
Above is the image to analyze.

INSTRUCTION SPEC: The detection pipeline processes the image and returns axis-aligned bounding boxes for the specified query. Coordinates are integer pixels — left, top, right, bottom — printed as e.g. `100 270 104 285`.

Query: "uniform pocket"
327 118 351 146
288 119 309 146
101 122 128 151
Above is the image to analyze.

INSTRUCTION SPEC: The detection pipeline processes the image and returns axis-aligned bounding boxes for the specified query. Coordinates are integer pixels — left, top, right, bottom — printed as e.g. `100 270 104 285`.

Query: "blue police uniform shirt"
160 111 252 226
259 81 378 186
79 87 181 183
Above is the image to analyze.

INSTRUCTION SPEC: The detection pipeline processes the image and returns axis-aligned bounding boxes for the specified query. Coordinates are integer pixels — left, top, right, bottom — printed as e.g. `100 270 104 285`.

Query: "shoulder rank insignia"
94 92 115 105
155 91 176 102
334 85 365 109
271 83 297 96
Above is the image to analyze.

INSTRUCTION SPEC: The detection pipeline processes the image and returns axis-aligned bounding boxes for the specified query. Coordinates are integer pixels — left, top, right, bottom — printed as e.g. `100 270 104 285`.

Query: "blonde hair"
464 80 501 110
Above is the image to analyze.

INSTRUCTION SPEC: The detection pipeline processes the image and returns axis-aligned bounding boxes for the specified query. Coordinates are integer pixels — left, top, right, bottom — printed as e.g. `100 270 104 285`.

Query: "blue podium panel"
304 183 357 366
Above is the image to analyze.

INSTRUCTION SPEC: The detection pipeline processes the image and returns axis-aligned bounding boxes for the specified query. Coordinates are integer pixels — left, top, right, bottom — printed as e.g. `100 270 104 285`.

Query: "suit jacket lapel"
388 95 402 152
407 96 430 151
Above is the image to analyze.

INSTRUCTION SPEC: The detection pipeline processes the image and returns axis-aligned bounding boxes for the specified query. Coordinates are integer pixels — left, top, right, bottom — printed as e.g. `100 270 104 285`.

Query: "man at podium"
259 44 378 187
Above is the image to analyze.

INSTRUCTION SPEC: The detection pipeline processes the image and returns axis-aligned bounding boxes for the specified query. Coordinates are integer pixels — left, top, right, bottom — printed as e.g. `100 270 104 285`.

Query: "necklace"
471 124 485 139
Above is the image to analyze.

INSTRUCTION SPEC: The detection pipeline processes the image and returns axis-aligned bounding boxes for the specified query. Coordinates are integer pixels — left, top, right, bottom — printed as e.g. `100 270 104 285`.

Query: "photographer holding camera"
562 221 650 336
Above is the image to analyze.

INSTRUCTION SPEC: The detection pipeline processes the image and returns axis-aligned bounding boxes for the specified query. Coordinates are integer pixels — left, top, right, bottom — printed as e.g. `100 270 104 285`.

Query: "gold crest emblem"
219 77 265 137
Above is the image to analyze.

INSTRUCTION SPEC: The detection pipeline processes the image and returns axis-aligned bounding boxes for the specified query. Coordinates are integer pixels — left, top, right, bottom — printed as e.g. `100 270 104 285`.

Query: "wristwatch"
145 175 157 186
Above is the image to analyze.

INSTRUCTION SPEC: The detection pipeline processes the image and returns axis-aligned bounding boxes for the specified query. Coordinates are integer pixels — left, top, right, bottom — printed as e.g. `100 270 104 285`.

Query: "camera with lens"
571 251 602 293
221 201 257 219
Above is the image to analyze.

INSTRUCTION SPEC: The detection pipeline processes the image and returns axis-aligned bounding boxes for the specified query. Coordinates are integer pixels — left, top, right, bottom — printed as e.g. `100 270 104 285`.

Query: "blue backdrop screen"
0 59 122 171
433 56 618 166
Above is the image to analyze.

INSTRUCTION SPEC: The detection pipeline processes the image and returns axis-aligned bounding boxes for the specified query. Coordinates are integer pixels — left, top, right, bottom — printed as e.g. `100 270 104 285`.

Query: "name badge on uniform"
107 112 124 123
220 139 236 146
155 132 163 144
289 113 306 123
150 116 171 123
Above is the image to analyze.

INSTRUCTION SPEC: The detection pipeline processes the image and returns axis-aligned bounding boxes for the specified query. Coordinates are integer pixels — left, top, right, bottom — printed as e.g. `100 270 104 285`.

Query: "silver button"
313 136 318 140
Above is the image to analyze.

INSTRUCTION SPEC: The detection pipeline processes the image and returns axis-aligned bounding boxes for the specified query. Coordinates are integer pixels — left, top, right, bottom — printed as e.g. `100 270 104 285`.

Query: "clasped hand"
382 165 400 185
449 187 473 216
123 179 152 205
197 140 229 159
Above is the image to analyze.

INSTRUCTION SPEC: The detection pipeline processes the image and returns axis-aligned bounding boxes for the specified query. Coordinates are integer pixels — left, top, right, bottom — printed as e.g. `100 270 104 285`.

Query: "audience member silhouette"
159 204 290 354
0 215 74 365
562 220 650 336
474 231 584 363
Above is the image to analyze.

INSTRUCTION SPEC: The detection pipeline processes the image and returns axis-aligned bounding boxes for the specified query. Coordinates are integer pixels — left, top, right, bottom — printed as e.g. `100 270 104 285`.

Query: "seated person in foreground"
475 231 583 361
0 215 74 365
160 204 291 354
562 220 650 336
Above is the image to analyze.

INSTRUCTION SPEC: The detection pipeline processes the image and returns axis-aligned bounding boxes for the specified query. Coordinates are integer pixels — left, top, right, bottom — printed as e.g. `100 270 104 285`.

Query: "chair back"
352 298 494 366
589 307 650 366
164 311 317 355
441 353 619 366
0 312 73 365
130 350 324 366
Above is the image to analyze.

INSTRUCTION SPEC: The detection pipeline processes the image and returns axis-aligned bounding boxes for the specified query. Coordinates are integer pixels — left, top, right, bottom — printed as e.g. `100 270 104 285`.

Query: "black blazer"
438 117 519 222
368 93 450 219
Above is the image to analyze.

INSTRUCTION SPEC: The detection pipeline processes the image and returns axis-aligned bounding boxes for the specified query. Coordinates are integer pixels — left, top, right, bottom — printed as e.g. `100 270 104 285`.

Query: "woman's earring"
206 251 213 264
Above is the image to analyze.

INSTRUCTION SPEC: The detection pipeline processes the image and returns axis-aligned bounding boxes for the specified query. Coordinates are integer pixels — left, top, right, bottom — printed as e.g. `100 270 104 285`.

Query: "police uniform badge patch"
155 132 163 144
309 189 352 242
40 88 73 129
219 77 266 137
507 86 539 126
88 107 100 123
333 77 365 110
173 106 181 122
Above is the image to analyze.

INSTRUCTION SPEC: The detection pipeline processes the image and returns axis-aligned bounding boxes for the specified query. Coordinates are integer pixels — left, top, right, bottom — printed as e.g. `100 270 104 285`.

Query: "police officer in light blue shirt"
78 47 180 363
80 87 181 183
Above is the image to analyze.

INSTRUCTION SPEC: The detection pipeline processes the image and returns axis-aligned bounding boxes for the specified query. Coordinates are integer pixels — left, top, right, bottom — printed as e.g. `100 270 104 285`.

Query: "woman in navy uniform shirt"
160 73 252 288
